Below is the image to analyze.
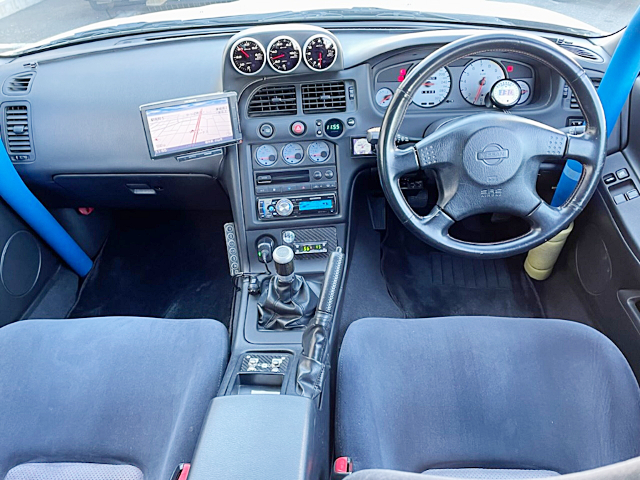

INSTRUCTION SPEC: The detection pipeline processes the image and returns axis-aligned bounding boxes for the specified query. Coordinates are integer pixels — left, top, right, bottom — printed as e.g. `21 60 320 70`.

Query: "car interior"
2 3 640 479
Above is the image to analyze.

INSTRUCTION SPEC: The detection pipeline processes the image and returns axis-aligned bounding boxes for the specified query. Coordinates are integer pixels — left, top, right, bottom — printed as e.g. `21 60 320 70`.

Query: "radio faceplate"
257 193 337 220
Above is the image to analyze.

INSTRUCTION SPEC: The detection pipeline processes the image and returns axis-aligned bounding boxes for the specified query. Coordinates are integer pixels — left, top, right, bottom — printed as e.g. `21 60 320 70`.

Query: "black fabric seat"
0 317 229 480
336 316 640 478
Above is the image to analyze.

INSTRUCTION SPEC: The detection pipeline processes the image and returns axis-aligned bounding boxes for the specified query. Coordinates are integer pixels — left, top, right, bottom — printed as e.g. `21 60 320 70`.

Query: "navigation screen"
144 96 237 157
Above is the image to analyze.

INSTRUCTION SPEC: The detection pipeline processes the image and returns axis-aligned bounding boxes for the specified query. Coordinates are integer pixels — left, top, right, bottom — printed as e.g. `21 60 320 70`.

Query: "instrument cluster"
230 34 338 75
374 57 534 111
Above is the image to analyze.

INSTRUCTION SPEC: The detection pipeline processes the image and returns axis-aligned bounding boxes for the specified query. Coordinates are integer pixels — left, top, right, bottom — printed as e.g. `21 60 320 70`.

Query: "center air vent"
301 82 347 114
2 104 33 162
248 85 297 117
570 78 601 109
2 72 36 95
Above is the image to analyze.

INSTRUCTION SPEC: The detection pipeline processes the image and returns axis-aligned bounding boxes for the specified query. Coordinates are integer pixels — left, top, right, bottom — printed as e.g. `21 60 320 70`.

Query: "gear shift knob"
273 245 295 279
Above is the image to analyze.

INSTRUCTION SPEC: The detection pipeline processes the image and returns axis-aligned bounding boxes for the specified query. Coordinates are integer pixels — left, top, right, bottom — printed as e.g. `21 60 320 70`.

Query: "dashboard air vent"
560 45 604 63
570 78 601 109
2 72 36 95
3 104 33 161
301 81 347 114
248 85 297 117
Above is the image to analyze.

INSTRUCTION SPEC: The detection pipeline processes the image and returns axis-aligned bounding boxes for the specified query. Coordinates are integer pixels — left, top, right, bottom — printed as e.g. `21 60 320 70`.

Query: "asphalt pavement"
0 0 637 52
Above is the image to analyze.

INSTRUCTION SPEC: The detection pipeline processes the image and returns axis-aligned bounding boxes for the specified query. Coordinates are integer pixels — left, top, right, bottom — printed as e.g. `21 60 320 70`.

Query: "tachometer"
459 59 506 106
268 36 301 73
303 35 337 71
412 67 451 108
282 143 304 164
255 144 278 167
230 38 265 75
308 141 331 163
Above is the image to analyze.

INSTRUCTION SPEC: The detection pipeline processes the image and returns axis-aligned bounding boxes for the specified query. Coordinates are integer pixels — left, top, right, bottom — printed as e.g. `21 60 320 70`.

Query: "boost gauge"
459 59 506 106
268 36 301 73
230 38 265 75
412 67 451 108
303 35 337 71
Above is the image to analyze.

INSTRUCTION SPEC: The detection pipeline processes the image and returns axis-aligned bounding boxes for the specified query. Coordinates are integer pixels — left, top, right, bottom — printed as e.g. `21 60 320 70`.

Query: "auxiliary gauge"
490 79 521 109
376 88 393 108
268 36 301 73
230 38 266 75
303 35 337 71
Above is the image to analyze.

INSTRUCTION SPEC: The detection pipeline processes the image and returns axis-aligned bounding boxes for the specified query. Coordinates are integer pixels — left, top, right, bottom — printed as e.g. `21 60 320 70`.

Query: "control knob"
275 198 294 216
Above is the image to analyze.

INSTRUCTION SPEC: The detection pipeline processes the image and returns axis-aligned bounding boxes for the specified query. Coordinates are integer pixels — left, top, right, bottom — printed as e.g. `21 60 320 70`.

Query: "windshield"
0 0 636 55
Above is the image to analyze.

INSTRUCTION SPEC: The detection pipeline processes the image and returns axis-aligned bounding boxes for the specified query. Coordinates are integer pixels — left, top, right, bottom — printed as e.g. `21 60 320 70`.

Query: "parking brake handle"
296 247 345 399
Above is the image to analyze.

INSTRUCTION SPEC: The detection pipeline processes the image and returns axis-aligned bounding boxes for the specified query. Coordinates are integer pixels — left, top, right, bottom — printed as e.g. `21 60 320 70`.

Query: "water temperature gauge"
376 88 393 108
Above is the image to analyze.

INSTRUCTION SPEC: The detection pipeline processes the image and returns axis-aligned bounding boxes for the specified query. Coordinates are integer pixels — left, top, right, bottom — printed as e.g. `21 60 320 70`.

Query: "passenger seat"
0 316 229 480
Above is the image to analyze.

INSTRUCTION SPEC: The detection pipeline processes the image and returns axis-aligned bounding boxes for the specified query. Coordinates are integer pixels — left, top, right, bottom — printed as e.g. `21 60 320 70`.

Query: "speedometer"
459 59 506 106
412 67 451 108
268 36 301 73
230 38 265 75
303 35 337 71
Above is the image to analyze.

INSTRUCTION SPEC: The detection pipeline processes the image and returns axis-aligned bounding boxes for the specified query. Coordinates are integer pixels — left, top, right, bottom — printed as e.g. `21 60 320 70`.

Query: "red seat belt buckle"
333 457 353 478
171 463 190 480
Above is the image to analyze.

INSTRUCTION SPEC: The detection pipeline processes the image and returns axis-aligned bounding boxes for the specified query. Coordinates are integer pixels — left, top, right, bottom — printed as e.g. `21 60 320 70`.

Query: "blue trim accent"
551 4 640 206
0 144 92 276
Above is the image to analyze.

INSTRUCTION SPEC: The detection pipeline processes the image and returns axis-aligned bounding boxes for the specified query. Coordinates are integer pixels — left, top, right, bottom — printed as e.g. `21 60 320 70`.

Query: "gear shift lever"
257 246 318 330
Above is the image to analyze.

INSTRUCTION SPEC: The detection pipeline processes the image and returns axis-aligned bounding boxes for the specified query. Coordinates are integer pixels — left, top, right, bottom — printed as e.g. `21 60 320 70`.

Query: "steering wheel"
378 32 606 258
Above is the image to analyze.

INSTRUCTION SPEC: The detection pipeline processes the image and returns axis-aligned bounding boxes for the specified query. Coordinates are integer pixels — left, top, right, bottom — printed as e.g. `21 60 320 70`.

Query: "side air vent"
560 45 604 63
301 81 347 114
570 78 601 109
248 85 297 117
2 72 36 95
2 104 34 162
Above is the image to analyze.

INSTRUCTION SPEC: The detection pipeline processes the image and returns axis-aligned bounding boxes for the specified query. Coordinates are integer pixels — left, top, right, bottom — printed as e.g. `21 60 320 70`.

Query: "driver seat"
336 316 640 478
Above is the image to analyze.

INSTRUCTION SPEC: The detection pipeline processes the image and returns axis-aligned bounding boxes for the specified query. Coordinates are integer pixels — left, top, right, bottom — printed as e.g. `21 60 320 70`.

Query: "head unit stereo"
258 193 337 220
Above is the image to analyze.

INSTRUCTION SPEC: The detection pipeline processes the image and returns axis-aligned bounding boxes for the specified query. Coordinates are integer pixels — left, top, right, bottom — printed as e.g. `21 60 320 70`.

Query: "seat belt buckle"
333 457 353 479
170 463 190 480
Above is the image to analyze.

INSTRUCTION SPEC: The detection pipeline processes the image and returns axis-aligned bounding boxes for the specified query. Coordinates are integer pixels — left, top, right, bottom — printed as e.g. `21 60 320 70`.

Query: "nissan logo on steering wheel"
476 143 509 165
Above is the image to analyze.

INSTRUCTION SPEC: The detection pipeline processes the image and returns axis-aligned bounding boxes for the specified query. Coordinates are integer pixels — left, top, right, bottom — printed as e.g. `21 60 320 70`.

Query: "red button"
291 121 306 135
334 457 352 474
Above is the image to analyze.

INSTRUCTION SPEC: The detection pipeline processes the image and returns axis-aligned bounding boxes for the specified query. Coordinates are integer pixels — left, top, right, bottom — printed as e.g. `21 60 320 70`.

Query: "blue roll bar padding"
551 3 640 206
0 144 93 277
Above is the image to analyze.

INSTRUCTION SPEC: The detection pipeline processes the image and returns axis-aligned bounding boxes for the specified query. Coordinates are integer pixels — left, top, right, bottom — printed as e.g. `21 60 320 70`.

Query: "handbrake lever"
296 247 345 399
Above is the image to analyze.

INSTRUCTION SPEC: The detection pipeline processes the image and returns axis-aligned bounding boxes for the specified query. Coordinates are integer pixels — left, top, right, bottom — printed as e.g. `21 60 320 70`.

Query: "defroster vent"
301 81 347 113
248 85 297 117
3 104 33 162
2 72 36 95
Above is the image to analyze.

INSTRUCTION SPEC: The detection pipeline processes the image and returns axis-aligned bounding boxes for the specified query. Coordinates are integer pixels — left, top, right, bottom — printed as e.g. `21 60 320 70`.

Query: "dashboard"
0 21 616 271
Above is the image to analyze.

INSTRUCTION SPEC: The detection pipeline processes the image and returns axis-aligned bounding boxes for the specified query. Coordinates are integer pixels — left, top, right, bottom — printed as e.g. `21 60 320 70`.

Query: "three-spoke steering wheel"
378 32 606 258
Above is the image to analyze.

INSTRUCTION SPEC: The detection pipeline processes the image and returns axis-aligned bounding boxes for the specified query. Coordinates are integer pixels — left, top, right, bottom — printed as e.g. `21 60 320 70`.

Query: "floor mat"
381 219 544 319
69 210 234 326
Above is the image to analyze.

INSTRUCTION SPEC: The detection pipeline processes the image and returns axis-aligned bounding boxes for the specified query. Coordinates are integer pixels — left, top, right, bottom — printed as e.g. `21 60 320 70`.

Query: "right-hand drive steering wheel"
378 32 606 258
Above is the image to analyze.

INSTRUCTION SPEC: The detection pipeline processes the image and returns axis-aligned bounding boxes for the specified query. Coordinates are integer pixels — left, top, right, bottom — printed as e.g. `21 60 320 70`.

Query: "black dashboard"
0 22 617 272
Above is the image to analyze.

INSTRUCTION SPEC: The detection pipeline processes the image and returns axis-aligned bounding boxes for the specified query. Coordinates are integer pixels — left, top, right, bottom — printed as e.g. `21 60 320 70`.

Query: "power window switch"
603 173 616 184
616 168 630 180
614 193 627 205
626 189 639 201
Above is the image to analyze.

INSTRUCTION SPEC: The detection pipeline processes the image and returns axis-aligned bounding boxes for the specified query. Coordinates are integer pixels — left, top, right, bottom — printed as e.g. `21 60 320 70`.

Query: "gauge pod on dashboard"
230 37 266 75
303 34 338 72
267 36 302 73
